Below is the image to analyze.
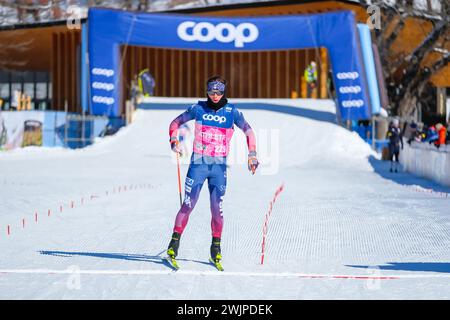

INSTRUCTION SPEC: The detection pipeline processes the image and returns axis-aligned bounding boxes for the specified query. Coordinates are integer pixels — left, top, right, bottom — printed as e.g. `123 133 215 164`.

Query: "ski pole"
176 152 183 207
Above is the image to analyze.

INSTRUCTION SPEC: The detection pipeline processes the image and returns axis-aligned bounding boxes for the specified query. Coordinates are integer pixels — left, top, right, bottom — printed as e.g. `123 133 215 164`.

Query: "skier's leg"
389 145 394 172
208 164 227 239
172 164 207 236
394 150 400 172
168 164 207 259
207 164 227 261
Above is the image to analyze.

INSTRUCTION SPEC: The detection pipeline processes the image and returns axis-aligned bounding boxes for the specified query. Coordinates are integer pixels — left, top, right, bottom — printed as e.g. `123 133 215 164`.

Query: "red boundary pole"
261 183 285 265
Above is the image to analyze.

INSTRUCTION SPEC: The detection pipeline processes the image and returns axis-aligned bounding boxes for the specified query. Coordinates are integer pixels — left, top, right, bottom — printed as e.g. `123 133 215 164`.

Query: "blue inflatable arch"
88 8 372 120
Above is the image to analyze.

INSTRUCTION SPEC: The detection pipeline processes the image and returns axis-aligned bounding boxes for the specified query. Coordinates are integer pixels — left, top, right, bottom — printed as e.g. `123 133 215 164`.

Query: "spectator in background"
423 125 438 144
403 121 418 145
446 122 450 145
138 69 155 97
0 113 6 148
413 123 424 142
327 69 335 98
304 61 317 98
130 76 140 106
420 124 428 141
434 123 447 149
386 118 403 173
11 90 20 111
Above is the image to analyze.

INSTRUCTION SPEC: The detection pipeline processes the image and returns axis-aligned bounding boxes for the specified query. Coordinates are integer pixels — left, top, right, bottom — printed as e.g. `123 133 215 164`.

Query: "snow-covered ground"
0 98 449 299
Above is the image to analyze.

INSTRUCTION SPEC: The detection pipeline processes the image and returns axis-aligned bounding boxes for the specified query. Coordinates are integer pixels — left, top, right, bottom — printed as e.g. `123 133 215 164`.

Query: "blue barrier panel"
357 24 381 116
81 23 89 114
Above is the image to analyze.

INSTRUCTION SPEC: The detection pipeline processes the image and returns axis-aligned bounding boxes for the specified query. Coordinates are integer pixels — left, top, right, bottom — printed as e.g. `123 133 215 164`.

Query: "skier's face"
208 92 224 103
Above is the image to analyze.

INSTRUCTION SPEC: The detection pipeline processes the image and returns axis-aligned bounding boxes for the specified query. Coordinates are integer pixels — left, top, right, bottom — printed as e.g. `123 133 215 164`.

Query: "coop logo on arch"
92 82 115 91
342 99 364 108
93 96 115 105
92 68 115 77
177 21 259 48
339 85 361 94
336 72 359 80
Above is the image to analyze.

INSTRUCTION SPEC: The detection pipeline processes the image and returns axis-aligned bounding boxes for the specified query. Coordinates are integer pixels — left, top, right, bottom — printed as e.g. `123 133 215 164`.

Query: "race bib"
193 123 233 157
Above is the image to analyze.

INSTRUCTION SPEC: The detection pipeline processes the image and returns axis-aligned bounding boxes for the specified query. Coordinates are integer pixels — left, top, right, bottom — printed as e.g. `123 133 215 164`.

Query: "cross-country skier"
166 76 259 269
386 118 403 173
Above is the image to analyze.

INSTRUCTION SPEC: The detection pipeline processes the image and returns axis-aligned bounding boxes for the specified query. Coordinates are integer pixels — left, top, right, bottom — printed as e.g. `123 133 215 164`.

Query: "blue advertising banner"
88 8 372 120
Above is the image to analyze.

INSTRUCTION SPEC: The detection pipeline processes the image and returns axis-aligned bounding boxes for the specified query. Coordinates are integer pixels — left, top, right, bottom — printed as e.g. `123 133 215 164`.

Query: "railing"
400 140 450 187
408 140 450 153
64 113 109 148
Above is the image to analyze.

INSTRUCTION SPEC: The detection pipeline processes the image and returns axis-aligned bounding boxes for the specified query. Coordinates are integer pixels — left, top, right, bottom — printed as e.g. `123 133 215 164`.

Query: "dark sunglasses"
207 91 224 96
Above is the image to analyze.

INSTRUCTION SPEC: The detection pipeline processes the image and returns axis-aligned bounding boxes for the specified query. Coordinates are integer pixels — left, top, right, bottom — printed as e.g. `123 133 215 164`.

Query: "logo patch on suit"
186 177 194 186
202 114 226 124
184 196 192 208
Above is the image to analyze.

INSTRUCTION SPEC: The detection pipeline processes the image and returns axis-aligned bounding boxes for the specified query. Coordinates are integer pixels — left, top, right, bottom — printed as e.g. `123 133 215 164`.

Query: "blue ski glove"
248 151 259 175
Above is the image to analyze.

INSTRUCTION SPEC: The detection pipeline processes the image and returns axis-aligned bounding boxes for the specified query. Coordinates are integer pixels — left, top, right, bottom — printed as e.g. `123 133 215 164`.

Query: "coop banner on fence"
0 111 44 150
88 8 372 120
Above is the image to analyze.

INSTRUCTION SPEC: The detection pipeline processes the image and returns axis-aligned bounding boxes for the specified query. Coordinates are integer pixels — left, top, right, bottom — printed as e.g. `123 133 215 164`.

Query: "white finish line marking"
1 269 450 280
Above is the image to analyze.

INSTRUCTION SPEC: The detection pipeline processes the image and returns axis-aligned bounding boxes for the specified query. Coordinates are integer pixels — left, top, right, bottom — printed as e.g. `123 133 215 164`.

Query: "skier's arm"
169 105 196 154
233 108 256 153
234 108 258 174
169 105 196 140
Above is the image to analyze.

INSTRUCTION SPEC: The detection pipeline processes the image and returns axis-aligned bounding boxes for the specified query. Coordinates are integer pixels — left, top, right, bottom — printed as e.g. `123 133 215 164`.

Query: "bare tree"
138 0 149 11
366 0 449 120
0 0 67 24
0 31 33 70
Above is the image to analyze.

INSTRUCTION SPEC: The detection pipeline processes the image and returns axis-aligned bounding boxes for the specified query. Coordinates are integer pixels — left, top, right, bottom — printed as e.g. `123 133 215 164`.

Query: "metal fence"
63 113 109 148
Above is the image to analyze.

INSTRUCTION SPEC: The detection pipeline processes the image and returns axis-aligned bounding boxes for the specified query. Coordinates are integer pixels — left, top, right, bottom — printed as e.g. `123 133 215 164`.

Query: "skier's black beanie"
206 75 228 111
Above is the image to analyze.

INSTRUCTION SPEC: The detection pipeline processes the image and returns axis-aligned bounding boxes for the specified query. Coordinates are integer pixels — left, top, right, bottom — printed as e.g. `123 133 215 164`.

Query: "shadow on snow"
346 262 450 274
39 250 211 269
138 102 337 124
368 155 450 195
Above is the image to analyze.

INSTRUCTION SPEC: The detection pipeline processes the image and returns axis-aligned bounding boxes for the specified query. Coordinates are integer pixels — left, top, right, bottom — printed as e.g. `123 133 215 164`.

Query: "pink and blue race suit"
169 101 256 238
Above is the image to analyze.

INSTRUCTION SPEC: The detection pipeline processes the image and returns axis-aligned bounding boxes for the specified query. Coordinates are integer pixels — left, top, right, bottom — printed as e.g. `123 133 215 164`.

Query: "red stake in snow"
261 183 285 265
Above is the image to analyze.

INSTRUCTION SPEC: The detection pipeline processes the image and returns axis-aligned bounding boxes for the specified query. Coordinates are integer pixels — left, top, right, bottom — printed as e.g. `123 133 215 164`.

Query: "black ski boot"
167 232 181 259
210 237 222 261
